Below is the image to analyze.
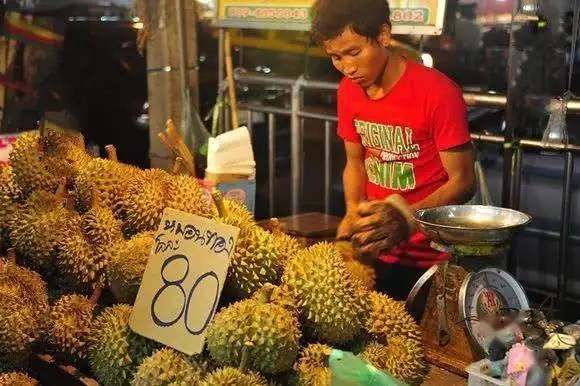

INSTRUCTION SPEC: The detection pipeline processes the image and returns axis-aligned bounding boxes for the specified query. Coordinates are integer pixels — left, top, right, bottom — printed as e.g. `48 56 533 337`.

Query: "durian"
48 294 95 360
282 243 368 345
345 260 376 290
10 189 76 274
227 226 281 298
206 291 301 374
201 368 267 386
361 337 427 385
0 259 49 319
295 344 332 386
334 240 356 259
10 131 88 196
89 305 158 386
121 170 215 235
269 219 303 272
213 192 281 298
107 232 154 304
365 291 422 343
9 132 59 195
81 206 123 246
0 372 39 386
0 260 49 336
74 158 141 214
0 294 38 370
0 166 22 247
57 206 123 291
132 347 206 386
223 199 255 228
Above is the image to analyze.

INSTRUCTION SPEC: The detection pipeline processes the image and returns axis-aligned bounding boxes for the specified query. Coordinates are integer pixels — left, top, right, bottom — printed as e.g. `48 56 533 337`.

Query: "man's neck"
365 51 406 100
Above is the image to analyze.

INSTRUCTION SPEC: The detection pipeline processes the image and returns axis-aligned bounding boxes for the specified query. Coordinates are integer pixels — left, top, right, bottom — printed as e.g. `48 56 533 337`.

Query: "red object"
337 60 471 268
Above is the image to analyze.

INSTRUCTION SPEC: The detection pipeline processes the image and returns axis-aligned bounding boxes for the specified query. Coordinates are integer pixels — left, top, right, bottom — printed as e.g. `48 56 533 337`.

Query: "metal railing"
235 71 580 305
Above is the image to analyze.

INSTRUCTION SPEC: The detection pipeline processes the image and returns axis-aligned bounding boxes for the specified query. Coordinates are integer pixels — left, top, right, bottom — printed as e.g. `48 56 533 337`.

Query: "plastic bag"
329 350 409 386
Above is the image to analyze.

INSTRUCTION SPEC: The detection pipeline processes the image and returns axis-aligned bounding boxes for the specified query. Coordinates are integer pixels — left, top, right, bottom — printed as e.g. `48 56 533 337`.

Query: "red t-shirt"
337 60 471 268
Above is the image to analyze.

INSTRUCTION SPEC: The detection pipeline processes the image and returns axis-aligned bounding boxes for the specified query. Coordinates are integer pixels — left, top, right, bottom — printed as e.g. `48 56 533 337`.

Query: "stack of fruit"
0 130 426 386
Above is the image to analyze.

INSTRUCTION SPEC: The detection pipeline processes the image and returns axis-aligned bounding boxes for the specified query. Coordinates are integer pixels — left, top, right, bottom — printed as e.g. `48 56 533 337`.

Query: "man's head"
311 0 392 87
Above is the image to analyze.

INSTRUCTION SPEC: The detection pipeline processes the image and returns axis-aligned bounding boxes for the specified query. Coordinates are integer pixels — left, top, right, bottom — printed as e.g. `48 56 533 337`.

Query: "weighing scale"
405 205 532 375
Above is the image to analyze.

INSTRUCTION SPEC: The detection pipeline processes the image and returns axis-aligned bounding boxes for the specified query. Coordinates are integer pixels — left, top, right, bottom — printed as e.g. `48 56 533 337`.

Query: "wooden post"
144 0 200 170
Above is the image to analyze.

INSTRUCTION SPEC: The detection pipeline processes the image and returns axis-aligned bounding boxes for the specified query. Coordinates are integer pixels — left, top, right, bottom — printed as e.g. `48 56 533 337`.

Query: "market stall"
1 0 580 385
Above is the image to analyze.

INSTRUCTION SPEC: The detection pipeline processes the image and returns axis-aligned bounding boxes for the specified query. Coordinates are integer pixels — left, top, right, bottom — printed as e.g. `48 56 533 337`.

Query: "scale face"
459 268 530 353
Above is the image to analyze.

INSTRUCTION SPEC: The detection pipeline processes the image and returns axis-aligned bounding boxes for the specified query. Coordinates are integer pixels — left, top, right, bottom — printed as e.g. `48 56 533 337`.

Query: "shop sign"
215 0 447 35
129 208 240 355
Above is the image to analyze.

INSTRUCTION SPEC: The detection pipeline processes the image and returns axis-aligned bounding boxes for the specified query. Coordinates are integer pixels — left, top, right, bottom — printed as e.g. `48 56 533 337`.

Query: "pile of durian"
0 129 426 386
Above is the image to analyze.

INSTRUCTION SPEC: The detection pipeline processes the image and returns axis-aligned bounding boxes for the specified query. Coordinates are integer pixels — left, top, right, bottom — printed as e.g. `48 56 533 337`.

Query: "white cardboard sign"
129 208 239 355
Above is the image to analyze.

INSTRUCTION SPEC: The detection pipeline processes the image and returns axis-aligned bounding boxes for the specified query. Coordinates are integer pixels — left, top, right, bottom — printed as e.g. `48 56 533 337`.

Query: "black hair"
311 0 391 44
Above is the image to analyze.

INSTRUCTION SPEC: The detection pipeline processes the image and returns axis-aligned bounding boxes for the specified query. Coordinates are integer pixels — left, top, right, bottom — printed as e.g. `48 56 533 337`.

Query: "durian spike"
211 190 229 218
171 157 186 176
89 284 104 305
105 145 118 162
239 343 253 371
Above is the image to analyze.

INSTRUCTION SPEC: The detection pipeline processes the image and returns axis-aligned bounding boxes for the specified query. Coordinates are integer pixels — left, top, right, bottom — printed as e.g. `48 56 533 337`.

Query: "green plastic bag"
329 350 409 386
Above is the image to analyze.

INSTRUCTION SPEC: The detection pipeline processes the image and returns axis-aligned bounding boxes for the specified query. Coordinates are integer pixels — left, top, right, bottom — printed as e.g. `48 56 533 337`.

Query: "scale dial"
459 268 529 354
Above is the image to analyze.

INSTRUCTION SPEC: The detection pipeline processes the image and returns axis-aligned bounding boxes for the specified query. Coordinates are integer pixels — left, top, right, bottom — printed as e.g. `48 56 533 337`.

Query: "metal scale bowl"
406 205 532 375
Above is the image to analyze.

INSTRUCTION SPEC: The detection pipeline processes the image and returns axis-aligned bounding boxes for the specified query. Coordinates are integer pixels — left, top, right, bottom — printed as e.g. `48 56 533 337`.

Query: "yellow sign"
129 208 240 355
216 0 447 35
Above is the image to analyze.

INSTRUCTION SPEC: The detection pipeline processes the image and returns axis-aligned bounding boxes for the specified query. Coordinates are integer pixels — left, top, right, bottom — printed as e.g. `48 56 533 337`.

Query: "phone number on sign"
390 8 429 24
225 6 309 21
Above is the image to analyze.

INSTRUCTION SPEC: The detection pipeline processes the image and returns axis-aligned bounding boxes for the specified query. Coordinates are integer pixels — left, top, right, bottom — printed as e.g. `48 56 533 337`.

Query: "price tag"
129 208 240 355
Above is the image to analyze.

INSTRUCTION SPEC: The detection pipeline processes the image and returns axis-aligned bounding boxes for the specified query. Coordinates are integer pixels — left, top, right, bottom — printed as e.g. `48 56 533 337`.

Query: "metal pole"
510 146 523 210
324 121 332 214
175 0 189 102
268 113 276 218
217 29 226 134
557 152 574 305
246 110 253 136
290 76 304 214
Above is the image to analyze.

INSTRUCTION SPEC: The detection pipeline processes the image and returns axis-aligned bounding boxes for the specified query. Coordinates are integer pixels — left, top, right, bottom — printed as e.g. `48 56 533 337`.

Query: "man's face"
323 26 390 88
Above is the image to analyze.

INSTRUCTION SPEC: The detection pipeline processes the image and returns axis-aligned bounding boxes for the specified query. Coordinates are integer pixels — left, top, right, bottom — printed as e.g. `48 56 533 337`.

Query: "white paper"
206 126 256 175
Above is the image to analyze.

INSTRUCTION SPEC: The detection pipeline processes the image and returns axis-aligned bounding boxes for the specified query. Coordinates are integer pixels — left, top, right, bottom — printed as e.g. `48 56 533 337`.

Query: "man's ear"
378 23 392 47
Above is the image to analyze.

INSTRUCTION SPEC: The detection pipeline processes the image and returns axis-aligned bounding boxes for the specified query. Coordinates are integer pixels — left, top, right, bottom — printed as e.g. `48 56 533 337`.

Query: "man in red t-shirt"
312 0 475 299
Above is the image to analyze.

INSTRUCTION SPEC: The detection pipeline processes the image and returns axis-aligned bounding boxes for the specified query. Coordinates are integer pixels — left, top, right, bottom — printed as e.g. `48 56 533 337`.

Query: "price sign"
129 208 240 355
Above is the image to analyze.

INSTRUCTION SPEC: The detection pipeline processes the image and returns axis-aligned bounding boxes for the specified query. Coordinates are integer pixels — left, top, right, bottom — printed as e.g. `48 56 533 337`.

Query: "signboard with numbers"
129 208 240 355
215 0 447 35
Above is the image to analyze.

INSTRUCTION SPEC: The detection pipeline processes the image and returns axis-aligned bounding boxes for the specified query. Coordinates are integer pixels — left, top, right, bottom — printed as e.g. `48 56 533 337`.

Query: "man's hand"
350 195 415 259
336 211 359 240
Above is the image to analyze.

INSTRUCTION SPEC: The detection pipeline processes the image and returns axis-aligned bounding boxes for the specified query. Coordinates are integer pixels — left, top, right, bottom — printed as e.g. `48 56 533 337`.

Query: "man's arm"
350 143 475 256
343 141 367 212
412 142 475 210
336 141 367 239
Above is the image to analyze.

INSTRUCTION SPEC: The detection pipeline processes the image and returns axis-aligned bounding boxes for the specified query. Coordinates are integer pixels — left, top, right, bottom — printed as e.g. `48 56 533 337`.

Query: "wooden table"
423 365 467 386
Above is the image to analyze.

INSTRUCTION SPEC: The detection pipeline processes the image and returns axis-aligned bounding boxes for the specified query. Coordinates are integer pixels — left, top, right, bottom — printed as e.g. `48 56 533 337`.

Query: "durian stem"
239 343 252 372
171 157 185 175
211 190 229 218
255 284 274 304
105 145 118 162
90 188 100 209
159 132 179 158
269 218 285 235
166 119 196 177
89 285 104 305
39 118 46 139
